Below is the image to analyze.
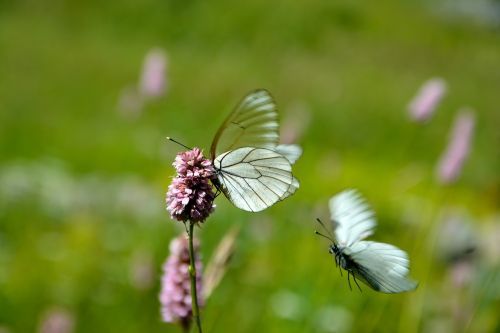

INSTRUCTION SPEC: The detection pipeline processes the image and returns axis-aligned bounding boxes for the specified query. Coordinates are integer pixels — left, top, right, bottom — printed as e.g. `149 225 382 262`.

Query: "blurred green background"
1 0 499 332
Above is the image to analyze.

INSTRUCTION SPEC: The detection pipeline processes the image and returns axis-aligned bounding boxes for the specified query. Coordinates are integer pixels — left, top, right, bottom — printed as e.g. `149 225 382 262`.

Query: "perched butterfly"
316 189 418 293
208 89 301 212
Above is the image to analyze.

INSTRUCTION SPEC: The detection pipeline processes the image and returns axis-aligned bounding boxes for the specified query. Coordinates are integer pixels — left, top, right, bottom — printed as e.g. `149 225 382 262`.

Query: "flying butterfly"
316 189 418 293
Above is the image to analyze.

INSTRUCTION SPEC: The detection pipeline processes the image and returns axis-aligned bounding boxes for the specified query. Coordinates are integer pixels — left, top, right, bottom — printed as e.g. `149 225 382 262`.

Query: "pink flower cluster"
37 307 75 333
160 234 203 328
139 48 168 99
436 109 475 184
173 148 215 179
166 148 216 223
408 78 447 122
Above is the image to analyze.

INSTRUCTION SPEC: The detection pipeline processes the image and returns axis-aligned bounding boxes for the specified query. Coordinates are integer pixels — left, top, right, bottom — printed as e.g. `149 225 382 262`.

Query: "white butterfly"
209 90 301 212
317 189 417 293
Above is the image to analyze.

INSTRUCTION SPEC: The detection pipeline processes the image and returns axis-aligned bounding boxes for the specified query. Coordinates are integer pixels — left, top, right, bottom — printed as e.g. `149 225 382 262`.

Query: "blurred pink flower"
166 148 216 223
129 250 154 290
117 85 144 119
280 102 311 144
436 109 476 184
37 307 74 333
450 260 474 288
139 48 168 99
160 234 203 329
408 78 447 122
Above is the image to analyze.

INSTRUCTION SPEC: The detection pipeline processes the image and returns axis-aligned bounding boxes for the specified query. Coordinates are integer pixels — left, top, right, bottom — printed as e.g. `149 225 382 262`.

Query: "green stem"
188 222 203 333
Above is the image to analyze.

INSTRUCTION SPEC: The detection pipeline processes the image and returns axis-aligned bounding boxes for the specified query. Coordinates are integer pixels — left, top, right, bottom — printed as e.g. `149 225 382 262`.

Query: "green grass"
0 0 499 332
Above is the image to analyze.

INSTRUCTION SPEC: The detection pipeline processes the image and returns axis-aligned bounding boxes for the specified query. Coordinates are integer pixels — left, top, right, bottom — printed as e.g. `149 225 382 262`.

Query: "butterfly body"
329 244 351 271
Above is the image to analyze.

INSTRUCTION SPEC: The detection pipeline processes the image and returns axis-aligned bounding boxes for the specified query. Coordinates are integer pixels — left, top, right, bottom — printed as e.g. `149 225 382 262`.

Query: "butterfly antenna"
315 218 335 241
166 137 192 150
315 230 333 242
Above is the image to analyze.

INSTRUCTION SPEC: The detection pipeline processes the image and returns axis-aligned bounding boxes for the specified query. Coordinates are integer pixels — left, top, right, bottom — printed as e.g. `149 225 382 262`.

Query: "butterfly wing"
274 144 301 199
210 90 279 160
214 147 294 212
275 144 302 164
279 176 299 200
329 189 376 247
343 241 418 293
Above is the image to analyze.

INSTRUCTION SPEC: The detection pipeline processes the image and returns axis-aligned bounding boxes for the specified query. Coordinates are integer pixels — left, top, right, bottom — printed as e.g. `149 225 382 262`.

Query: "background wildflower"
280 102 311 144
436 109 476 184
408 78 447 122
139 48 168 99
116 85 144 119
129 250 155 291
37 307 75 333
160 234 203 330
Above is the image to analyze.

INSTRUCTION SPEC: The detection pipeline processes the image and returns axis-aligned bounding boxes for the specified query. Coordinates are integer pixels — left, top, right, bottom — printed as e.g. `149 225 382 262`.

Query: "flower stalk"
188 222 203 333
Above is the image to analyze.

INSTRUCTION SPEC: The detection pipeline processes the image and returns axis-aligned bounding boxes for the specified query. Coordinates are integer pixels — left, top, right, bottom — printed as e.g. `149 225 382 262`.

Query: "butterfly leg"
214 188 221 198
347 271 352 291
211 178 222 198
335 254 343 277
353 274 362 292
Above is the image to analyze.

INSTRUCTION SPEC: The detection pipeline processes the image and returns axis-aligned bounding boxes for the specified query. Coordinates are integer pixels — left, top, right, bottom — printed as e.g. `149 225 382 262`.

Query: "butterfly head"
329 243 341 255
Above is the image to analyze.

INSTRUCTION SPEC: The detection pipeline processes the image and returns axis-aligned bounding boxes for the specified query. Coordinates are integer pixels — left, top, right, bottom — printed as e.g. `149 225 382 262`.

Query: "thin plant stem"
187 221 203 333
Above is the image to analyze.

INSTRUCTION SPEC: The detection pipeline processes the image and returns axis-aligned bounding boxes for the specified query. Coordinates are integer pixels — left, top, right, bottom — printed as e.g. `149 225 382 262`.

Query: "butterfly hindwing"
275 144 303 164
343 241 418 293
280 176 299 200
274 144 301 200
214 147 294 212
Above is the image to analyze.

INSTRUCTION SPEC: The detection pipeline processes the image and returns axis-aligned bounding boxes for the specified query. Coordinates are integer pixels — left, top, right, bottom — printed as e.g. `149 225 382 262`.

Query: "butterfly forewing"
329 189 376 247
210 90 279 160
214 147 293 212
343 241 417 293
